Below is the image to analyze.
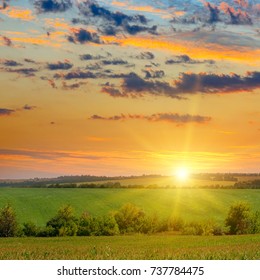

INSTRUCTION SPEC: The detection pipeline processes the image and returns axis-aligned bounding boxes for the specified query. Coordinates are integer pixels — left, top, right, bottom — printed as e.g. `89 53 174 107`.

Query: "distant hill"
0 174 162 187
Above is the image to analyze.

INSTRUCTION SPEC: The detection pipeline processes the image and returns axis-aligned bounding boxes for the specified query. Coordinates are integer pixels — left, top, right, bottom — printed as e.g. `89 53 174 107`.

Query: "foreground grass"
0 234 259 260
1 188 260 226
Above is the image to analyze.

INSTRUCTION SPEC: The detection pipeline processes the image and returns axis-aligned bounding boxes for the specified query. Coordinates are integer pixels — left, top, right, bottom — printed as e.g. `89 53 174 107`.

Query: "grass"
0 184 259 260
0 234 259 260
0 188 260 226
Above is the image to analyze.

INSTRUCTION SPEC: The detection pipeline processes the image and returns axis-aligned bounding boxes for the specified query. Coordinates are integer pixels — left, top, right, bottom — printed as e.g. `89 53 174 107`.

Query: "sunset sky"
0 0 260 179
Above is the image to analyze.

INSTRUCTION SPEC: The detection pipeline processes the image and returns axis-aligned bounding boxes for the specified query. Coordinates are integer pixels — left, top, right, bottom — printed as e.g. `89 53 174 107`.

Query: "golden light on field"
175 167 190 182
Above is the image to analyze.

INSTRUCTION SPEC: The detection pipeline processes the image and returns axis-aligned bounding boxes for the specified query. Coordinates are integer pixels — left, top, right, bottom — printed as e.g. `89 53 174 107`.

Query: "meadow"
0 187 260 226
0 234 259 260
1 177 260 260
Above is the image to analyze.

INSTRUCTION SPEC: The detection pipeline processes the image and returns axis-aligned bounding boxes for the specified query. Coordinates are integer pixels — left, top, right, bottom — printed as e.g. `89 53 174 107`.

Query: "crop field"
0 188 260 226
0 234 259 260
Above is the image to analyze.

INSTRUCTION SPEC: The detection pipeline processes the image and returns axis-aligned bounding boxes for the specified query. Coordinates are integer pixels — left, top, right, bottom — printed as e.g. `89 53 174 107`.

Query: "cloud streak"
0 108 15 116
102 59 128 65
173 71 260 94
103 36 260 64
2 67 38 76
1 6 35 21
165 55 215 65
1 59 22 66
54 70 97 80
136 52 155 60
23 104 37 110
102 71 260 99
90 113 211 124
120 72 184 99
47 61 73 70
0 105 36 116
0 148 103 161
80 54 106 60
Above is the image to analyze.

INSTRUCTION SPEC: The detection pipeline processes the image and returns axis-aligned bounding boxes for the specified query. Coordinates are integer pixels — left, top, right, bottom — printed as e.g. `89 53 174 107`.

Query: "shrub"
37 226 56 237
212 224 226 236
113 203 146 234
0 204 18 237
225 201 251 234
46 205 78 236
23 221 39 237
136 214 160 234
181 220 222 236
78 213 119 236
77 211 93 236
167 216 185 231
98 215 119 236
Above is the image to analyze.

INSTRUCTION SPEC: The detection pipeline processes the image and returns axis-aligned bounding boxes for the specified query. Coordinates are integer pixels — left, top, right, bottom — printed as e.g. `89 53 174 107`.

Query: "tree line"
3 181 260 189
0 201 260 238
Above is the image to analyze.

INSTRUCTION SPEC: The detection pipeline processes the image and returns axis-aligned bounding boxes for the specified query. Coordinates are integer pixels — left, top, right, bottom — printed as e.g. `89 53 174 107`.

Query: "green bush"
1 200 260 238
181 220 223 236
78 211 119 236
225 201 251 234
46 205 78 236
136 215 157 234
37 226 56 237
98 215 120 236
77 211 93 236
113 203 146 234
0 204 18 237
167 216 185 231
23 221 39 237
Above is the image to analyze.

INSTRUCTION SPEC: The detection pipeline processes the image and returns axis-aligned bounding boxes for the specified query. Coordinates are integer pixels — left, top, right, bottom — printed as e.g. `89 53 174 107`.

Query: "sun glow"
175 167 190 182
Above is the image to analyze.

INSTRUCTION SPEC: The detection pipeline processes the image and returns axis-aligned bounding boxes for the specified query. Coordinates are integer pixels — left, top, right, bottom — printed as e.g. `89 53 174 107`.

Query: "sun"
175 167 190 181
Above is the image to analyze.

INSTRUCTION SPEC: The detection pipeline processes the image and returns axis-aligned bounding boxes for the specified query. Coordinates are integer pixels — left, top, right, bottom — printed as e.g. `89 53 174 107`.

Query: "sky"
0 0 260 179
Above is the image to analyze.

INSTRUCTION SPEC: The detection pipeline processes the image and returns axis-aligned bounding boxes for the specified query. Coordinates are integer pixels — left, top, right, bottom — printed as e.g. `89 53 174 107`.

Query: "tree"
78 211 93 236
22 221 39 237
46 205 78 236
0 204 18 237
225 201 251 234
78 211 119 236
113 203 145 233
98 215 119 236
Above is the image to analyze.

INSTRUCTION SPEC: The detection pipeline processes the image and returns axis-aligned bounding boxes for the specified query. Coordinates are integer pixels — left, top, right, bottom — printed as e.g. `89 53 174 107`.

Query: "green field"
78 176 236 187
0 188 260 226
0 234 259 260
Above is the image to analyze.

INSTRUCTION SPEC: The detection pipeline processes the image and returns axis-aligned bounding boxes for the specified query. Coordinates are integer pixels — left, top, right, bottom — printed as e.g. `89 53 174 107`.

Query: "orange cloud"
4 31 27 36
102 35 260 65
11 36 63 48
111 1 127 7
6 28 67 48
1 6 35 21
111 1 168 16
234 0 249 8
44 18 72 31
127 5 166 14
111 1 184 19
